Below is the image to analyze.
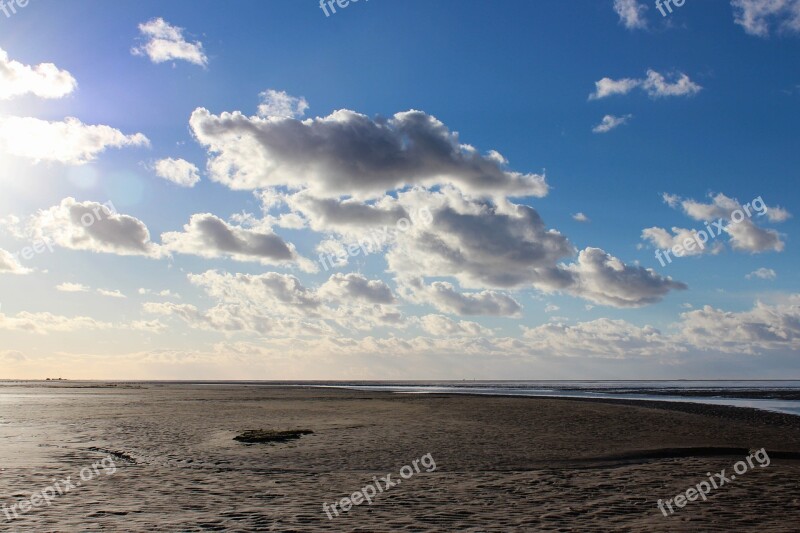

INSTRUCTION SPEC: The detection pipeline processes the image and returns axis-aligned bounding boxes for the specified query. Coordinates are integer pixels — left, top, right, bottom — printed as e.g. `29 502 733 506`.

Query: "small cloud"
662 192 680 208
593 114 632 133
97 289 127 299
56 282 90 293
544 304 560 313
732 0 800 37
590 70 701 100
746 267 777 280
0 48 77 100
132 18 208 67
257 89 309 119
613 0 648 30
573 212 590 223
154 158 200 187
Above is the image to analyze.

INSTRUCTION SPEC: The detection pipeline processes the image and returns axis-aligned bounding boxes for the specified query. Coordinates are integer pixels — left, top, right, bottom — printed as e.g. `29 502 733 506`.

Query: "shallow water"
316 380 800 416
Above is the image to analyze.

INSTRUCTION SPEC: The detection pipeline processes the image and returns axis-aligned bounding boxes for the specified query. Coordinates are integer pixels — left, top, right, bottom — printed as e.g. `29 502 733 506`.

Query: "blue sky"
0 0 798 379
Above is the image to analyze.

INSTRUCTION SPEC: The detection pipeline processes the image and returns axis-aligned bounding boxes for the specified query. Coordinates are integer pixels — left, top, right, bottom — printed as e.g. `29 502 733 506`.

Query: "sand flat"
1 383 799 531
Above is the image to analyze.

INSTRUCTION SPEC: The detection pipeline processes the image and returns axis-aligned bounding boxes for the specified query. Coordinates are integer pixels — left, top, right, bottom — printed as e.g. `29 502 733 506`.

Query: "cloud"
56 282 127 298
146 270 402 335
0 311 114 334
97 289 127 299
257 89 309 119
154 158 201 187
403 279 524 317
572 212 590 222
0 48 77 100
131 18 208 66
593 114 632 133
589 77 641 100
562 247 687 307
387 189 575 290
318 273 396 305
160 213 313 270
746 267 777 280
0 116 149 165
731 0 800 36
138 288 181 299
613 0 648 29
677 296 800 353
26 198 159 257
589 70 701 99
641 70 703 98
649 192 791 254
189 107 549 198
522 318 678 358
418 314 492 336
641 226 725 256
56 282 90 293
0 248 31 275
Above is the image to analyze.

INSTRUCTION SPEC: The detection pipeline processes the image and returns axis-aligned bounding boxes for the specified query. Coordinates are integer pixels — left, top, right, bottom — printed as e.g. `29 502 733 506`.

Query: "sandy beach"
1 382 799 532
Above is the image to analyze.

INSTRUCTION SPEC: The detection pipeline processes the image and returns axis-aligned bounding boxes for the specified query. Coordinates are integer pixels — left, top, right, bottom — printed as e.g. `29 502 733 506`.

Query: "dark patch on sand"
233 429 314 444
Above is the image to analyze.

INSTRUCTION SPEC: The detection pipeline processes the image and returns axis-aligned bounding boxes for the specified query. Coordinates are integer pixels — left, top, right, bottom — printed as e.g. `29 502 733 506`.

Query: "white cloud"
318 273 396 305
589 70 701 100
0 116 149 165
56 282 90 293
0 48 77 100
190 107 549 198
145 270 402 335
418 314 492 337
746 267 777 280
677 297 800 353
56 283 126 298
613 0 649 29
522 318 678 358
641 70 702 98
572 212 590 222
154 158 200 187
641 226 725 256
97 289 127 299
132 18 208 66
0 248 31 275
593 114 632 133
0 311 114 334
138 288 181 299
562 247 687 307
160 213 313 270
649 192 791 254
731 0 800 36
589 77 641 100
27 198 160 257
384 189 684 308
257 89 309 119
403 279 524 317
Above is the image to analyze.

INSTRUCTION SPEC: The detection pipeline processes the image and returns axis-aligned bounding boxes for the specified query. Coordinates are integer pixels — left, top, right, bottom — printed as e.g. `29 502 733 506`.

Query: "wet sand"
1 382 799 532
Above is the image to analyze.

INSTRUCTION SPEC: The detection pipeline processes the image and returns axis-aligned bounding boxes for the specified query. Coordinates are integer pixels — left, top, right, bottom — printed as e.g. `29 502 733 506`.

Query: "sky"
0 0 798 380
